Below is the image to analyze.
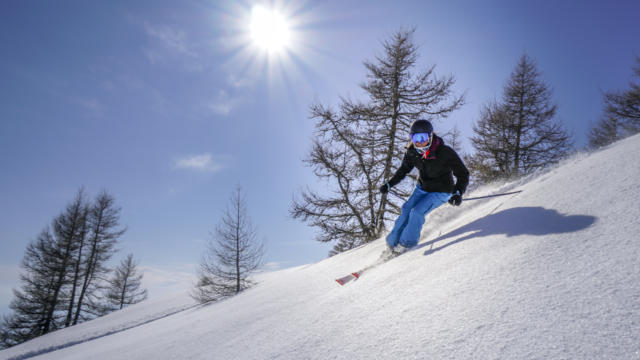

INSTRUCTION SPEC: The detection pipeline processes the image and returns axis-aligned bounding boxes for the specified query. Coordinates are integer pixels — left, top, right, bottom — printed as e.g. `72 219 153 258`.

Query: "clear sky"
1 0 638 315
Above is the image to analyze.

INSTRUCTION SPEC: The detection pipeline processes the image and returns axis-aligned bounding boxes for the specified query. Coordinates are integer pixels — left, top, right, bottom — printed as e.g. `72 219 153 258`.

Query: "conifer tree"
0 189 126 349
72 191 125 324
1 229 60 347
1 192 89 347
589 56 640 147
469 54 572 181
443 125 463 153
44 190 88 333
193 186 264 303
104 254 147 310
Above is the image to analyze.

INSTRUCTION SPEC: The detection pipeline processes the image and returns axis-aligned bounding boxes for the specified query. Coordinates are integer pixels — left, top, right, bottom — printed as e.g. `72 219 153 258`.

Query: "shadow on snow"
417 207 597 256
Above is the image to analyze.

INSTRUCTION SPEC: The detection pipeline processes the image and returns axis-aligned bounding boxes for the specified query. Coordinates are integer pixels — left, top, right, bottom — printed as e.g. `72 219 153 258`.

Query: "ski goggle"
411 132 432 145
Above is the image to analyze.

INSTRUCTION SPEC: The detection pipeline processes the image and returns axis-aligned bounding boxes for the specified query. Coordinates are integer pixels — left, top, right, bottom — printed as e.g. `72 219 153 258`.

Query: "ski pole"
386 189 522 201
462 190 522 201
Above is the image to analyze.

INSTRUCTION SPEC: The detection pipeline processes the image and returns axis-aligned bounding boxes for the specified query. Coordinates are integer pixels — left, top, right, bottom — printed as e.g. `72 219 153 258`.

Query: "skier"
379 119 469 255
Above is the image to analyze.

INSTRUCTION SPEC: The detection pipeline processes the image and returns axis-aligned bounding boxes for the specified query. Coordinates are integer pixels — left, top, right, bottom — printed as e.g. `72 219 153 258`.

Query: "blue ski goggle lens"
411 132 431 144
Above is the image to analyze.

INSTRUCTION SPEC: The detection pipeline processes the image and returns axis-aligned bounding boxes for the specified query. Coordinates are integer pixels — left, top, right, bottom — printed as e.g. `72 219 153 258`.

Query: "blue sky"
1 0 638 315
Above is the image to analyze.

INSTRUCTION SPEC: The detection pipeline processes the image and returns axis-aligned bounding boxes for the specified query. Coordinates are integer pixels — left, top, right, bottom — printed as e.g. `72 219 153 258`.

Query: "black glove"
448 191 462 206
379 183 390 194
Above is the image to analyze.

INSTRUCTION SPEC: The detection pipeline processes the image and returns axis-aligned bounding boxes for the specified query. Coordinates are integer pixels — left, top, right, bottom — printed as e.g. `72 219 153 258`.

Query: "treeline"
291 28 640 255
0 189 147 349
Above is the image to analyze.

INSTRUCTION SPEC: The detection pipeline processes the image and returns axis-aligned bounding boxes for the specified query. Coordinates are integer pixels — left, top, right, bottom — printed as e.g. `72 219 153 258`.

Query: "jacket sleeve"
449 148 469 195
387 151 414 188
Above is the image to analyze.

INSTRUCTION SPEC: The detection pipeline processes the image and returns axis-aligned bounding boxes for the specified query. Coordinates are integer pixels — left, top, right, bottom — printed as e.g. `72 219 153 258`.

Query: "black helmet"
410 120 433 135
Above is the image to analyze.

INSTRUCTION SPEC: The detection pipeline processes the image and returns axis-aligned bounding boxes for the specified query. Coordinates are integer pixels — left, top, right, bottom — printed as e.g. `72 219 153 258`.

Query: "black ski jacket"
387 135 469 195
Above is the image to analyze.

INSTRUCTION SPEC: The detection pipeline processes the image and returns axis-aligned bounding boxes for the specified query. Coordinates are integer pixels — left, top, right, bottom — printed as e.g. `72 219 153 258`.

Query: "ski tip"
335 279 345 286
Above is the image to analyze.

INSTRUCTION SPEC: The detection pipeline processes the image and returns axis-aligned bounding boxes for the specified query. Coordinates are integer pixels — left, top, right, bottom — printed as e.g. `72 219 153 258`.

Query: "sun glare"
220 1 311 89
249 5 290 53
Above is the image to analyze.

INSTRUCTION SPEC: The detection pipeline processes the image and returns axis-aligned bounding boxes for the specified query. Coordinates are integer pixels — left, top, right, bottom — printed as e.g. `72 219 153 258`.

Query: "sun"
218 1 313 90
249 5 291 53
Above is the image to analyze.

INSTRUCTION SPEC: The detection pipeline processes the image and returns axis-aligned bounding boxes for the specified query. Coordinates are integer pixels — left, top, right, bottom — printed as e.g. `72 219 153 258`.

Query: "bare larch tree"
0 189 127 349
72 191 125 323
1 229 61 348
470 54 572 181
193 186 264 303
589 56 640 147
104 254 147 311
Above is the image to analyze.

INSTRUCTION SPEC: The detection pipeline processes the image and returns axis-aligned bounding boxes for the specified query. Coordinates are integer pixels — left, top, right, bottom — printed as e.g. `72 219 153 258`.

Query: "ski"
335 272 358 285
334 244 430 286
334 252 398 286
335 270 365 286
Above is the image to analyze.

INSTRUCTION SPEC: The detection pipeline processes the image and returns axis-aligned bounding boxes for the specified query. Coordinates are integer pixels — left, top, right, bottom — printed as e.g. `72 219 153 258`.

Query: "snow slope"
2 135 639 360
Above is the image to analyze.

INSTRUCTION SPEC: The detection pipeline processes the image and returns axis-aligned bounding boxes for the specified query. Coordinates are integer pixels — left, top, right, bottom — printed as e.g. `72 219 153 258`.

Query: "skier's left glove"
448 191 462 206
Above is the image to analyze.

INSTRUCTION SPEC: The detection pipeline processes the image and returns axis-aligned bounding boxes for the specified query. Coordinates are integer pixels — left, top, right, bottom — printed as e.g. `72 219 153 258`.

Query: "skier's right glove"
379 183 390 194
448 191 462 206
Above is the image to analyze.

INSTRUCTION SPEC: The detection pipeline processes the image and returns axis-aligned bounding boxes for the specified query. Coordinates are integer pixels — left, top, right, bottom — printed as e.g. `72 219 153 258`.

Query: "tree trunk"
72 215 101 325
119 273 129 310
235 201 241 294
65 238 84 327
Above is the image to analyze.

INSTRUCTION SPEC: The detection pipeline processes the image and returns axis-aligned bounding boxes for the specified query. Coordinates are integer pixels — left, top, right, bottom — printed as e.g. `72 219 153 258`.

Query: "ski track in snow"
6 303 199 360
1 135 639 360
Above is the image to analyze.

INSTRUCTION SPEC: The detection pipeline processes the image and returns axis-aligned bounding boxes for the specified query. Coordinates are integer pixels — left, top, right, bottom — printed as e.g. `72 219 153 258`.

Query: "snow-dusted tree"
104 254 147 311
193 186 264 303
291 28 464 255
588 56 640 147
469 54 572 181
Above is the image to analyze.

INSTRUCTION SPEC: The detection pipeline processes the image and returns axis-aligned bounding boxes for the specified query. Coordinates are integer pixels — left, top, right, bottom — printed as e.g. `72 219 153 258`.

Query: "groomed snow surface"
2 135 639 360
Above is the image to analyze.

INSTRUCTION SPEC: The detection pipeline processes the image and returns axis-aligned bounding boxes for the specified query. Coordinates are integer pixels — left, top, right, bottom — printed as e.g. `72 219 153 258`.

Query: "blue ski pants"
386 185 451 249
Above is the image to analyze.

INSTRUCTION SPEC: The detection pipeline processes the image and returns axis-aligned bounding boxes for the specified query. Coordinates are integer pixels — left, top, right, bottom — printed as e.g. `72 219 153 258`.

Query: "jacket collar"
415 135 441 159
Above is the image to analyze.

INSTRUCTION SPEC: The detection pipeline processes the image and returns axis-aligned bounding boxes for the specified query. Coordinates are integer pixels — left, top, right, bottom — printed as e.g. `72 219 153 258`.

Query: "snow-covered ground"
2 135 639 360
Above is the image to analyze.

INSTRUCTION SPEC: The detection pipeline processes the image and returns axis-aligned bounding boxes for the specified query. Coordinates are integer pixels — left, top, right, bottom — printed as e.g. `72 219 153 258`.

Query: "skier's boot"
392 244 411 256
380 245 397 261
380 244 411 260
